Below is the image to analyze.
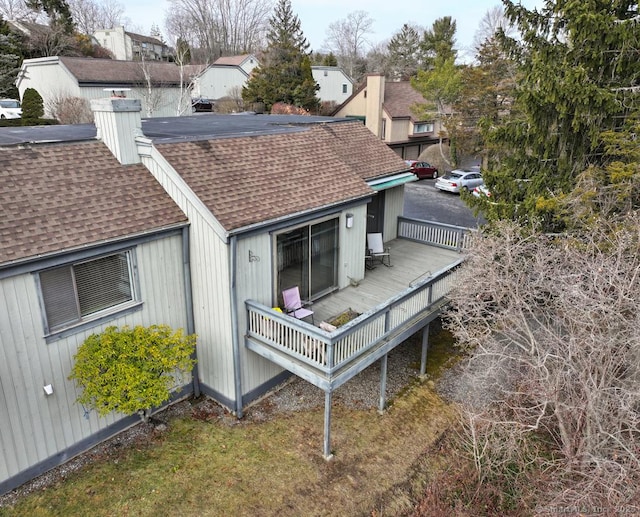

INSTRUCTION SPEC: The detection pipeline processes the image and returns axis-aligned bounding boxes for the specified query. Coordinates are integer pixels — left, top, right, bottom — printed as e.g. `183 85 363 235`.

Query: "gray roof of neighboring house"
0 141 188 267
125 31 165 46
212 54 255 66
56 56 186 86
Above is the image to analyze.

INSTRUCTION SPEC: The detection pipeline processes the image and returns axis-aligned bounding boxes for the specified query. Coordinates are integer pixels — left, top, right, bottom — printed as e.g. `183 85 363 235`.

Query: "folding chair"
366 233 392 267
282 286 314 324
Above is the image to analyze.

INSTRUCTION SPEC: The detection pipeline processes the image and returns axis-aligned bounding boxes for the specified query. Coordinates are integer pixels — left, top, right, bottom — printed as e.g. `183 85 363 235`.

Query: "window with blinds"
39 251 135 333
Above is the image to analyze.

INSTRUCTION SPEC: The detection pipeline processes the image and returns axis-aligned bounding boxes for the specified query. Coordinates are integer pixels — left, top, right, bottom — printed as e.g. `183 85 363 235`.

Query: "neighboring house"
332 73 447 160
190 58 354 108
190 54 259 101
312 66 353 105
0 96 467 495
93 26 170 61
16 56 192 118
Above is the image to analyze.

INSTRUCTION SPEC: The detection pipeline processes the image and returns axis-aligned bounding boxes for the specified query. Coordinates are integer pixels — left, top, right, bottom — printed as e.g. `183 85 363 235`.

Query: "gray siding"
0 234 189 486
383 186 405 241
141 148 237 403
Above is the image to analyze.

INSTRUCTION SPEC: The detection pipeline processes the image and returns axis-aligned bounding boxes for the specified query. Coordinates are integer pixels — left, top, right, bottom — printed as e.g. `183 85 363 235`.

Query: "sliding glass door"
276 218 339 305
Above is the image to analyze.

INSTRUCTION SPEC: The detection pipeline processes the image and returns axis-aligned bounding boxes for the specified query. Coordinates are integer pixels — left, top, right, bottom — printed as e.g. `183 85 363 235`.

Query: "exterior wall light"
345 213 354 229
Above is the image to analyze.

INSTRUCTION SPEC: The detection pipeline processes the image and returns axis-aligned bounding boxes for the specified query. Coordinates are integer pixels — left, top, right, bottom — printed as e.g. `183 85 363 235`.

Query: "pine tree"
26 0 75 34
420 16 457 69
0 17 22 99
242 0 319 112
387 24 421 80
483 0 640 230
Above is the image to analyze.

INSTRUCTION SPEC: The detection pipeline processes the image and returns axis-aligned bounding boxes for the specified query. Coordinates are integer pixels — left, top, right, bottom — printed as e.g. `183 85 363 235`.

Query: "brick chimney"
90 96 142 165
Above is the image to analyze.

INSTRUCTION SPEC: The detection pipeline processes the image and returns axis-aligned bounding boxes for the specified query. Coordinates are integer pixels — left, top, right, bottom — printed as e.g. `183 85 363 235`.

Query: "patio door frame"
273 215 340 307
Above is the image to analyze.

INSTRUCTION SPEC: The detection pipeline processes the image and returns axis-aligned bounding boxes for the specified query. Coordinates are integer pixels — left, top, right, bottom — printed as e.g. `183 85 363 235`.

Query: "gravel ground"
0 322 482 509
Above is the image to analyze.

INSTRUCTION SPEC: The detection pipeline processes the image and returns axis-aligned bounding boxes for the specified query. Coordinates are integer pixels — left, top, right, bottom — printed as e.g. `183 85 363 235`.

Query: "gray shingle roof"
59 56 186 86
156 120 408 231
0 141 187 266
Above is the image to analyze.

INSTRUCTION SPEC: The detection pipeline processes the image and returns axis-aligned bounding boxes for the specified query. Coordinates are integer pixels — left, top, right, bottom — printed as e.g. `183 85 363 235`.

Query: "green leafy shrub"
69 325 197 421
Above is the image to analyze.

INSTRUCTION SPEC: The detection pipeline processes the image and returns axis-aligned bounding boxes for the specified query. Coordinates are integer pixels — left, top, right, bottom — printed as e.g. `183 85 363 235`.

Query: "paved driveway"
404 178 486 228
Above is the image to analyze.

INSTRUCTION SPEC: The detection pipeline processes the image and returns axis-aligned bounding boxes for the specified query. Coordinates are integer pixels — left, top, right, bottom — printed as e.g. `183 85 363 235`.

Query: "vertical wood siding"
141 153 236 402
0 235 189 485
383 186 404 241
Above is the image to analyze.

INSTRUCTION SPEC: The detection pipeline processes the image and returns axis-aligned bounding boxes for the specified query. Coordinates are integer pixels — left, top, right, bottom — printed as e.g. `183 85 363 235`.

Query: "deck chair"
367 233 392 267
282 286 314 324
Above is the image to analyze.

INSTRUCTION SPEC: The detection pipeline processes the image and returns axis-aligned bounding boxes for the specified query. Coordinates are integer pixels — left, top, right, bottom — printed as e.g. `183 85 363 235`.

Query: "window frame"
413 122 434 134
36 249 142 341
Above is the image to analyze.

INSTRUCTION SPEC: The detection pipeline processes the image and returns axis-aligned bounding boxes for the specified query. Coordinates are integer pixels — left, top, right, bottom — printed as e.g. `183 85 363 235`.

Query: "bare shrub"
270 102 310 115
48 95 92 124
445 215 640 509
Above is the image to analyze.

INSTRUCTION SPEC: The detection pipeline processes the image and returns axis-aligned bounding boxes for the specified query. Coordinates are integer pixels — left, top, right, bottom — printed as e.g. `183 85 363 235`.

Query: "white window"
39 251 137 333
414 122 434 134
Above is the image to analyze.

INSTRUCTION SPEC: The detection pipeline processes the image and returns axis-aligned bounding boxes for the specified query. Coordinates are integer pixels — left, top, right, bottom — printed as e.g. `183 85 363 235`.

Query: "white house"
0 97 467 495
16 56 192 118
312 66 354 105
93 26 170 61
190 54 259 101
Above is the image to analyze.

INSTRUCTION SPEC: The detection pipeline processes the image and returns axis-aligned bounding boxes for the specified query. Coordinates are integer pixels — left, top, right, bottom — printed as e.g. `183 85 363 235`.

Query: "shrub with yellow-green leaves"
69 325 196 421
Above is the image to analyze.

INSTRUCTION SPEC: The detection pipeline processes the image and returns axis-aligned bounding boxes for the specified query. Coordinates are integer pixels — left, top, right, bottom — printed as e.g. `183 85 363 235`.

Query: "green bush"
21 87 44 120
69 325 197 421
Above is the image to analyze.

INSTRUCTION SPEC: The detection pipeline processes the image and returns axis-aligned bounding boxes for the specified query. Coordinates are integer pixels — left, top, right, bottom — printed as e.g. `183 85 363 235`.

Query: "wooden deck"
311 238 462 325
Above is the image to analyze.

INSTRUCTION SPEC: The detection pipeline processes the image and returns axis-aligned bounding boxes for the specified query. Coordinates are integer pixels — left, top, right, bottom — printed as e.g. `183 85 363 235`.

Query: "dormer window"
414 122 434 134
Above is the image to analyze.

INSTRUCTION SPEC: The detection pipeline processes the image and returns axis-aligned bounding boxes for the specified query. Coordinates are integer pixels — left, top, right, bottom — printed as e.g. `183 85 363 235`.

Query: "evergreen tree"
0 17 22 99
242 0 319 112
483 0 640 230
26 0 75 34
387 24 421 79
421 16 457 69
21 87 44 121
322 52 338 67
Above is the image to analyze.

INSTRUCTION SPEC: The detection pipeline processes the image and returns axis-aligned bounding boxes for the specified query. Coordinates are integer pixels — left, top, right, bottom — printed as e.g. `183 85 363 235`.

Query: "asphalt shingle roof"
383 82 429 121
157 120 408 231
0 141 187 266
59 56 186 85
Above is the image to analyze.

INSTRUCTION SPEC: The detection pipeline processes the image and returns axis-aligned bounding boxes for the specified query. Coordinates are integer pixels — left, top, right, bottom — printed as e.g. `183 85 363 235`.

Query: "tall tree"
67 0 128 35
482 0 640 231
387 23 421 79
421 16 457 69
26 0 75 33
242 0 319 112
0 16 21 98
164 0 272 63
323 10 373 81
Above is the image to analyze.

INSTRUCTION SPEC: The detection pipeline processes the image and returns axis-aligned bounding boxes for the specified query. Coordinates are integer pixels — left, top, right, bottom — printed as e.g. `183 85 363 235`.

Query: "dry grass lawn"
2 335 462 517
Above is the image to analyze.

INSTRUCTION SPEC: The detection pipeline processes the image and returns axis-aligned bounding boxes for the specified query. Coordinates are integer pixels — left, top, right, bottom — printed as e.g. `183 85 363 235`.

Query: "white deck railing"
398 217 474 251
246 258 463 375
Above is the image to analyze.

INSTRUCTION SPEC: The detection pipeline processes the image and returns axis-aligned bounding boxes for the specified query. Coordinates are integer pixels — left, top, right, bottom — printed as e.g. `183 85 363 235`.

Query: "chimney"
91 94 142 165
365 74 385 140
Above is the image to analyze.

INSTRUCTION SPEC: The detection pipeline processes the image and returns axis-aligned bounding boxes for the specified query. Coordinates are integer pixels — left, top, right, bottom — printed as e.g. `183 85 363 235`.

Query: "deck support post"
323 390 333 460
378 353 388 413
420 324 430 376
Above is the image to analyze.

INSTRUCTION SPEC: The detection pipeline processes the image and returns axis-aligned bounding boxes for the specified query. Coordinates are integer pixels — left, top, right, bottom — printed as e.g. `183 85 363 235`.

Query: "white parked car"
434 168 483 193
0 99 22 119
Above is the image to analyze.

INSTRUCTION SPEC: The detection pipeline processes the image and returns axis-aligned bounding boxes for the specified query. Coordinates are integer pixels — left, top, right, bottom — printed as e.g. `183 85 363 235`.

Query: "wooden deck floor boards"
311 239 461 325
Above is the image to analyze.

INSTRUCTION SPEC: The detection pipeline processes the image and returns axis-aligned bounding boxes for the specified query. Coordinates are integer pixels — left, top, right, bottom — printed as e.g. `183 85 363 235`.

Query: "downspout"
230 235 243 418
183 226 200 397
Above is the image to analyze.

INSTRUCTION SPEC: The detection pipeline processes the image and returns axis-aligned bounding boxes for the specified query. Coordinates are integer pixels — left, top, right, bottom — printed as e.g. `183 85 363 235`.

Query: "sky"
124 0 543 63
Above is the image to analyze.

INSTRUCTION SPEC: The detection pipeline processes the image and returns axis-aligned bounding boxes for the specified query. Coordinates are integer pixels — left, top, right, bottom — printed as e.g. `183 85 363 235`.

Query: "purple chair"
282 286 314 324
